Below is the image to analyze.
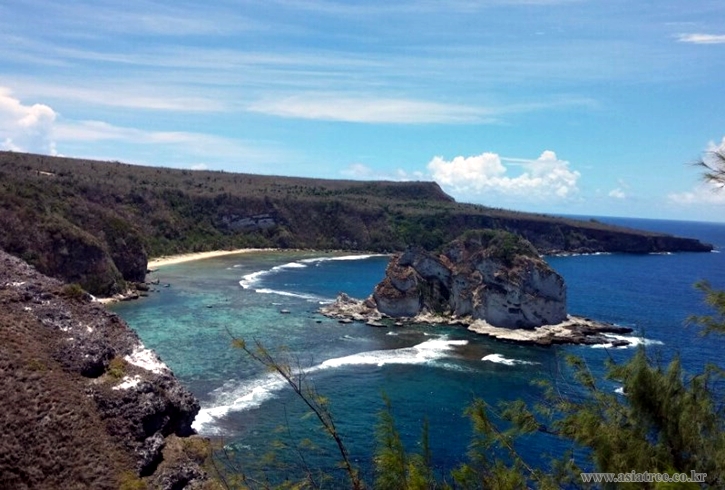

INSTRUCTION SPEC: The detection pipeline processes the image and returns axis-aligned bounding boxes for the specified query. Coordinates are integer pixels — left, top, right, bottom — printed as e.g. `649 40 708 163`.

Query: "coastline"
97 248 279 304
147 248 278 269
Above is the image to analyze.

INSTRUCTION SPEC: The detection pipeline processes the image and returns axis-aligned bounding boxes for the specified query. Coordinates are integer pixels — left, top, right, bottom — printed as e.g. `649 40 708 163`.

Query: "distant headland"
0 151 712 297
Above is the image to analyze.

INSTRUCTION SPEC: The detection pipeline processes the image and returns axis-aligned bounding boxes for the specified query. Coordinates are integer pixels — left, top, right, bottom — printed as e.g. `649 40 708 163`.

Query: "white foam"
239 269 271 289
124 346 170 375
113 375 142 390
273 262 308 270
482 353 537 366
192 338 467 434
318 338 467 369
614 386 626 395
255 288 322 301
192 373 287 434
239 261 327 300
300 254 385 264
590 334 664 349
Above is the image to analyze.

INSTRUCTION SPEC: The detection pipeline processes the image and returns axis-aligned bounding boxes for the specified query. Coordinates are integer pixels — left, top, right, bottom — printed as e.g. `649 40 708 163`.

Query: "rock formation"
321 230 635 346
373 230 567 328
0 250 207 489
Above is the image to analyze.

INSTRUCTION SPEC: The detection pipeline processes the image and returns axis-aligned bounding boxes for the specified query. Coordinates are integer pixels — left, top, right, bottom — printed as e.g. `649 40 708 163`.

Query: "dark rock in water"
280 309 291 314
366 320 386 327
373 230 567 328
0 250 207 489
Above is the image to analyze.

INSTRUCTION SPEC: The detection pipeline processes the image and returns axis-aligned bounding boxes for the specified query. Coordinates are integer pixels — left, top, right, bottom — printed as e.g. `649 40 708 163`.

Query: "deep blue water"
111 217 725 483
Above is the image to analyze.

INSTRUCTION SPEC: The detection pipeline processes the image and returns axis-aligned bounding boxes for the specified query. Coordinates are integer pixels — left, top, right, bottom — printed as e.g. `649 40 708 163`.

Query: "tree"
696 139 725 187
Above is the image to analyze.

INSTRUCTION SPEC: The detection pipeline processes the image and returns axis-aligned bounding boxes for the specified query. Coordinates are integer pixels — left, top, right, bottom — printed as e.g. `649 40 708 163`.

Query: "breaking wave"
193 338 467 434
482 353 538 366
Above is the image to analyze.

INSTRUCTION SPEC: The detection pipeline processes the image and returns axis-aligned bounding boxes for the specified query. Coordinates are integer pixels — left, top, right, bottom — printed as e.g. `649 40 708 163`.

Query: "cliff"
373 230 567 328
0 250 208 489
0 151 712 296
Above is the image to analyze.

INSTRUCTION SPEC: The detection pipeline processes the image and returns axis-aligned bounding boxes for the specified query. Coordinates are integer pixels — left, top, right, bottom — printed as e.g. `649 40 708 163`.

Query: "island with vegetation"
321 229 634 346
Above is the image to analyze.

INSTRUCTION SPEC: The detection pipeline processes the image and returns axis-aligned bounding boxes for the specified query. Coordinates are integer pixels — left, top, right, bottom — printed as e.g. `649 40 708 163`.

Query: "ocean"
111 216 725 482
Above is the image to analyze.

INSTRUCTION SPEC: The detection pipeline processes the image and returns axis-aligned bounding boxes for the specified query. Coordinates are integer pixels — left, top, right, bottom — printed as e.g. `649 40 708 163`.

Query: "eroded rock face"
0 250 205 489
373 230 567 328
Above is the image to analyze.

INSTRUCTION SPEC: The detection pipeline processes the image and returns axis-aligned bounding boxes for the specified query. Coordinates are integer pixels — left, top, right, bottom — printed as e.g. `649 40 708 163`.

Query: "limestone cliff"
0 250 207 489
373 230 567 328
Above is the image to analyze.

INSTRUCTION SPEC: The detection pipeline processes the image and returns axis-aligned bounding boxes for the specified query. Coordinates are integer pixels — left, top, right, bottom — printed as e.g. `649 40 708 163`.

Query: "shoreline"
97 248 279 305
147 248 278 269
320 294 635 347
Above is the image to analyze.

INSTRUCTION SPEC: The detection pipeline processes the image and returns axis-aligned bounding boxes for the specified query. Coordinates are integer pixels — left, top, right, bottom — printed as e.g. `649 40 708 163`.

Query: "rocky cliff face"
373 230 567 328
0 250 206 489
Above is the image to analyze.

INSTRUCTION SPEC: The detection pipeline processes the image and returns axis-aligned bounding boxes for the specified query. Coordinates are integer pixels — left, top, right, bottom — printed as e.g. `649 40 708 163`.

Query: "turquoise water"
111 218 725 482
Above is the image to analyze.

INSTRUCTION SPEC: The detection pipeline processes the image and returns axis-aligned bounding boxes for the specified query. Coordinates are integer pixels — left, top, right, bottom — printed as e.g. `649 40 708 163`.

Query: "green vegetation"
459 229 539 265
107 357 128 380
118 471 148 490
0 151 709 295
61 283 87 301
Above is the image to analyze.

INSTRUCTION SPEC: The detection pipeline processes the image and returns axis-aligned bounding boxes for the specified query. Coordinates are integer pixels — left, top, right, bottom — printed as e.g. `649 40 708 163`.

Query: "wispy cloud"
340 162 425 180
248 94 490 124
677 33 725 45
5 80 228 112
668 184 725 206
248 92 597 124
53 119 283 162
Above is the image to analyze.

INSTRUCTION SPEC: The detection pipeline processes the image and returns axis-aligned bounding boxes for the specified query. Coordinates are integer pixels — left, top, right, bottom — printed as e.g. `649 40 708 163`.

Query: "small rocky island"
321 230 633 346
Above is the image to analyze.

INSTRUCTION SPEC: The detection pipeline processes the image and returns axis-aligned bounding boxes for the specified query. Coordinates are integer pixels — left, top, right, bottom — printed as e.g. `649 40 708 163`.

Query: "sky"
1 0 724 222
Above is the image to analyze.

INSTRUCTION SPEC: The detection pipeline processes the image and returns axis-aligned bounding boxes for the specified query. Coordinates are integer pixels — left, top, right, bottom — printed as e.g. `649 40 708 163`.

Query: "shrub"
61 283 87 301
107 357 127 380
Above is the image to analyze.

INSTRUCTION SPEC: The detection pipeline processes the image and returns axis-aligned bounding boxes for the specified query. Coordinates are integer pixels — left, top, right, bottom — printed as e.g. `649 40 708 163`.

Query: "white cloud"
608 179 629 199
677 33 725 45
668 137 725 206
341 163 376 179
668 184 725 206
0 88 58 154
191 163 209 171
341 162 425 181
248 94 488 124
427 150 580 201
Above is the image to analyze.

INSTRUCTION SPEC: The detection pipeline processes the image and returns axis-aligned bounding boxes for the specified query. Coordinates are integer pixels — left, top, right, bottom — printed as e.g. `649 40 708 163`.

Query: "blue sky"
1 1 724 221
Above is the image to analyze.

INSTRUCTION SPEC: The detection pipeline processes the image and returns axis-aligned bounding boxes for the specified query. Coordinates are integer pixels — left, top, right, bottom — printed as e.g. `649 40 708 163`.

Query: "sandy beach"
147 248 277 269
96 248 277 304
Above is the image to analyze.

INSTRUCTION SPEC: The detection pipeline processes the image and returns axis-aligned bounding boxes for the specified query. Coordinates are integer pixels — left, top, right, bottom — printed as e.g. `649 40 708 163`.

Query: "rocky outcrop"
0 250 206 489
373 230 567 328
321 230 637 346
